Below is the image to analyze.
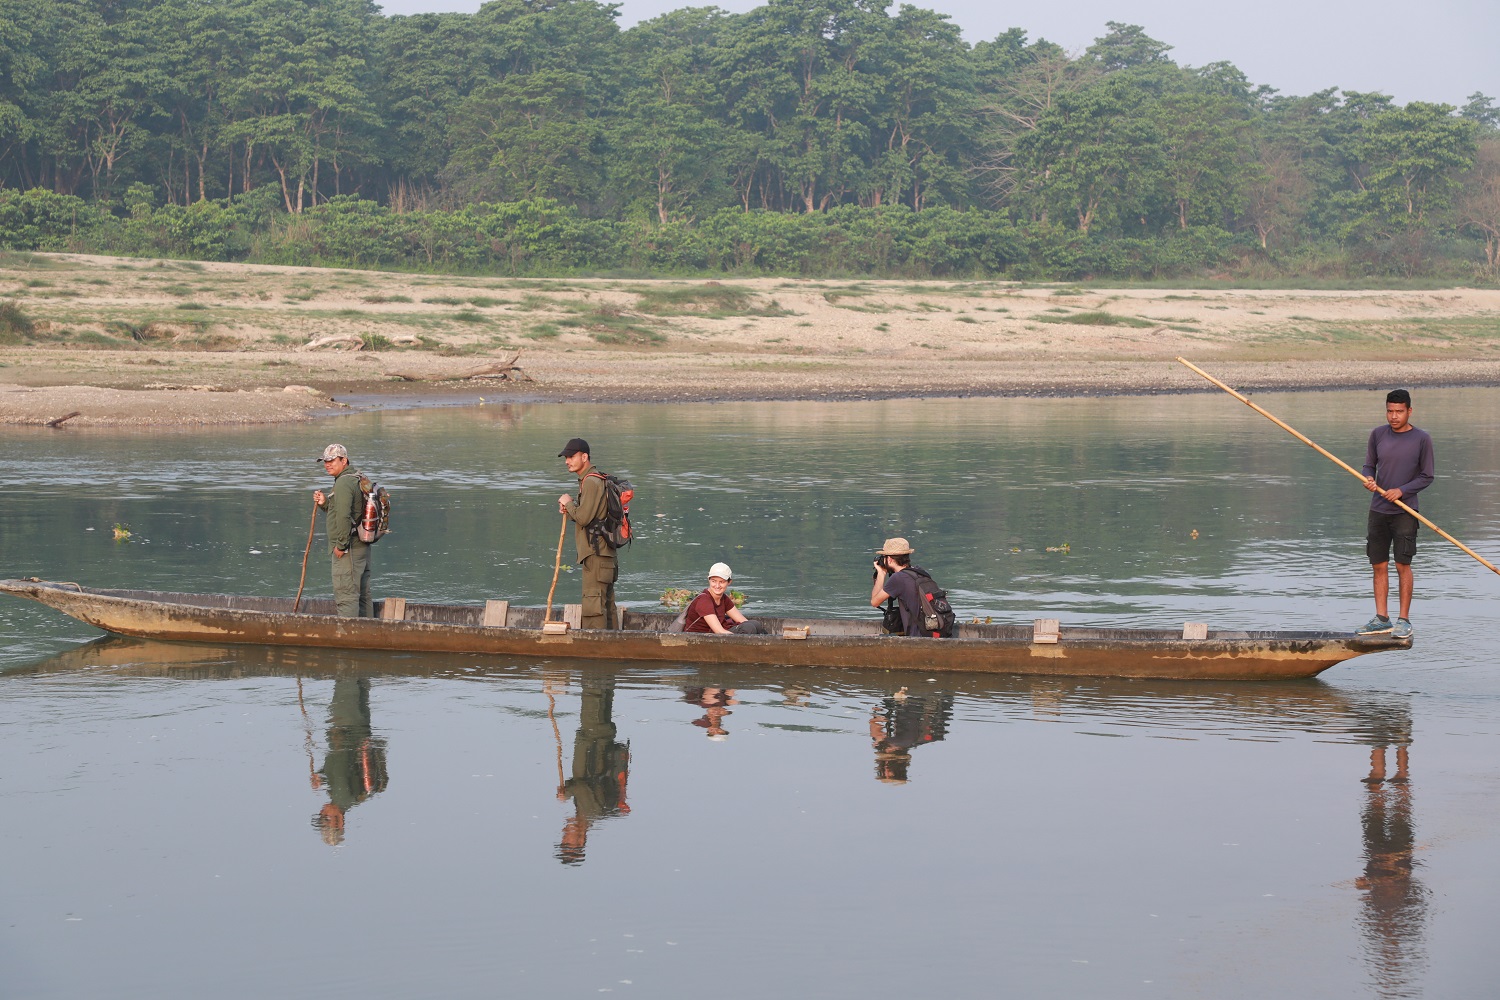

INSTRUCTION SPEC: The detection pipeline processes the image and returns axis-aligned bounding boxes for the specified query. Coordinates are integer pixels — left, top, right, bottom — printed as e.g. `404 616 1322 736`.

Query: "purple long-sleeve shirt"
1362 425 1435 514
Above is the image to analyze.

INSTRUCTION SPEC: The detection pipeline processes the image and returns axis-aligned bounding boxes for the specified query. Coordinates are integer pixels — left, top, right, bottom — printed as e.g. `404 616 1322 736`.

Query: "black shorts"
1367 510 1418 566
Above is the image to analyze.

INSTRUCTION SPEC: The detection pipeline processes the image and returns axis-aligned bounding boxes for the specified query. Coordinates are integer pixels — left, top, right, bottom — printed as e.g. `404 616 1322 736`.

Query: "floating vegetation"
659 587 748 609
113 523 132 541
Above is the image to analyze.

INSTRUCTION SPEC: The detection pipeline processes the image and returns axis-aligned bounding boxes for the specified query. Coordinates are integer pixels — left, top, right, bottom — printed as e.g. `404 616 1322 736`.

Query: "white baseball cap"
708 562 733 581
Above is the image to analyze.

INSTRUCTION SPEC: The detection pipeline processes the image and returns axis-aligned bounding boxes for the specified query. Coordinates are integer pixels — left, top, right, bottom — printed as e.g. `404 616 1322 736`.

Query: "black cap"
1386 389 1412 406
558 438 590 458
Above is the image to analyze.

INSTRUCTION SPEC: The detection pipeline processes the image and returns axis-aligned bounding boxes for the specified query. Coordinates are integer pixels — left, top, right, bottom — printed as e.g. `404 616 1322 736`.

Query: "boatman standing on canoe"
312 443 373 618
557 438 619 629
1356 390 1434 640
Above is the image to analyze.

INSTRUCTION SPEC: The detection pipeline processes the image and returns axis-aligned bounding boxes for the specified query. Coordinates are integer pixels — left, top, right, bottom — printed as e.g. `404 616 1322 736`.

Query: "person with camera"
869 537 934 637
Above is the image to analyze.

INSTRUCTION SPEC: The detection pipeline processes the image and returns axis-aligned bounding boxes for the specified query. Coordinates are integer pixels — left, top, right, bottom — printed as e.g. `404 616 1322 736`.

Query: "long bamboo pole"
544 512 568 623
1177 357 1499 577
293 499 319 612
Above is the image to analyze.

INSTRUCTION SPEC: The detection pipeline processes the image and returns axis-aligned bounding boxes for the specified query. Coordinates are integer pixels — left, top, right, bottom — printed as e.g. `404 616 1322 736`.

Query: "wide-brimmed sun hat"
876 537 914 556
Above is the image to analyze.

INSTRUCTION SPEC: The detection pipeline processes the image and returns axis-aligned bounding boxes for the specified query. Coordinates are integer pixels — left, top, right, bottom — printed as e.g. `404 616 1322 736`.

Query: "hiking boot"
1392 618 1414 639
1356 616 1393 636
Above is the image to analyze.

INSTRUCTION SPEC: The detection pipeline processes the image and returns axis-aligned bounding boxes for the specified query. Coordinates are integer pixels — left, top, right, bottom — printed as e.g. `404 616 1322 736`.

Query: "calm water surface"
3 390 1499 999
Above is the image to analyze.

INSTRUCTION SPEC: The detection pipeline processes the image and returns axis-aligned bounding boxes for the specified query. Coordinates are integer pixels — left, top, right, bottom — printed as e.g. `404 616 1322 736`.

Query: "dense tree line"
1 0 1496 278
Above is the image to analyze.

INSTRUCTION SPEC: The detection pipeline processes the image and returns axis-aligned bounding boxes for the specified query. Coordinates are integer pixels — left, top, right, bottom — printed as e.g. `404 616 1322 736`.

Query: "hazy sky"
373 0 1497 108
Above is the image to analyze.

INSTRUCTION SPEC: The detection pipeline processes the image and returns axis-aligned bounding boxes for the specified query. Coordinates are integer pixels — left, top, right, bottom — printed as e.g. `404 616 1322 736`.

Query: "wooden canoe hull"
0 580 1412 681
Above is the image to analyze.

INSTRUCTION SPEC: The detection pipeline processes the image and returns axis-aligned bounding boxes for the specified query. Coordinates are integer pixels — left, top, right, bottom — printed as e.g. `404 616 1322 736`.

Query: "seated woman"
683 562 768 635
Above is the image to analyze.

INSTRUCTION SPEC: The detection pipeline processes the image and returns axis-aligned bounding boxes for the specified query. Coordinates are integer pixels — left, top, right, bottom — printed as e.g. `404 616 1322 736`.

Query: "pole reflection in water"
868 687 953 784
1355 702 1427 999
305 676 390 846
552 674 631 866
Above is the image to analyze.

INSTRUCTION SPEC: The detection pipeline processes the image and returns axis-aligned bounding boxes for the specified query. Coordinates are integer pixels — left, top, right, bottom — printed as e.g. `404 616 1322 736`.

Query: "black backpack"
584 471 635 549
906 566 957 638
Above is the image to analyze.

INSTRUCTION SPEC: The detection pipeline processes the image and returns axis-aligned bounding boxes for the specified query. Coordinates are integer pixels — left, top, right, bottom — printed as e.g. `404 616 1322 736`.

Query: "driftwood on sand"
300 334 365 352
383 352 533 383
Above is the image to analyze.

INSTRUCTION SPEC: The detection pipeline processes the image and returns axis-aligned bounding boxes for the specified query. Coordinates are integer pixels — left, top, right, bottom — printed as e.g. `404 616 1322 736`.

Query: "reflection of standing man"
1357 744 1427 996
868 691 953 784
311 677 389 845
312 443 373 618
1355 390 1434 639
556 678 631 865
556 438 619 630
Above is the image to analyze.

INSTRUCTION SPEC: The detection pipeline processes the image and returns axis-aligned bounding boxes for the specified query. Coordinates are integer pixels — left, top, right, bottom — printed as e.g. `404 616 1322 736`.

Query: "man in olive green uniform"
557 438 618 629
312 443 372 617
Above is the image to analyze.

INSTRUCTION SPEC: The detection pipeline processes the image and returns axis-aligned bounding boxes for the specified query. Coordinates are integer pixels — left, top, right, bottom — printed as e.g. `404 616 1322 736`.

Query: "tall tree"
446 0 621 208
862 4 973 210
715 0 888 212
1014 74 1161 234
1458 138 1500 273
1353 101 1477 228
222 0 384 212
612 8 730 223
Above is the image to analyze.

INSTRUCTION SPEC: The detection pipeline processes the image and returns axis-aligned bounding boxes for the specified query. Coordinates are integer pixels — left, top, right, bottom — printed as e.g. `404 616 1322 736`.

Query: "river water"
2 390 1498 999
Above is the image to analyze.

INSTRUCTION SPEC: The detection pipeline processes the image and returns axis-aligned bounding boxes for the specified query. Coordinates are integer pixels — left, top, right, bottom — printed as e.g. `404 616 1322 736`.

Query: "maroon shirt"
684 590 736 633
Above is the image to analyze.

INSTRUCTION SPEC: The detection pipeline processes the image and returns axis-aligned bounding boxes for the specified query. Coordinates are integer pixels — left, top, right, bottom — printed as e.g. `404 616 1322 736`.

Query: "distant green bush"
0 188 1491 283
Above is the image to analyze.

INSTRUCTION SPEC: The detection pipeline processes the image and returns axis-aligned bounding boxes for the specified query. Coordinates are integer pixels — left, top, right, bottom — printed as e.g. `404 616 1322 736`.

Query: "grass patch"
362 294 413 304
450 310 486 323
175 333 242 351
955 315 979 324
634 284 790 317
0 300 36 344
176 302 209 310
422 296 464 305
24 279 53 288
1034 311 1157 328
524 323 561 340
0 251 74 270
68 330 131 348
556 304 665 345
466 296 504 308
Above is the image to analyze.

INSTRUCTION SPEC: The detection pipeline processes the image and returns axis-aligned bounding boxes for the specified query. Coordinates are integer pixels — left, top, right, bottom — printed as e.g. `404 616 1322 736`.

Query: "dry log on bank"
300 335 365 352
383 352 534 383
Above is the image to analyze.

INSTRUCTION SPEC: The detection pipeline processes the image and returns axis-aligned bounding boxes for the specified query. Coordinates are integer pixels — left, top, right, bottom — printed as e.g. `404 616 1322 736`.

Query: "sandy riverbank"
2 252 1498 425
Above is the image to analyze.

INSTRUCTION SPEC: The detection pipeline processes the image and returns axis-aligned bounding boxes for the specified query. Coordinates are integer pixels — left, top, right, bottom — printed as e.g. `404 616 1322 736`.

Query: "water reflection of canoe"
0 579 1410 681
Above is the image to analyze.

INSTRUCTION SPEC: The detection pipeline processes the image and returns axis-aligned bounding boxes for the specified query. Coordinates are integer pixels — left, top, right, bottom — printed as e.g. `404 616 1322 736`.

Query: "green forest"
2 0 1498 280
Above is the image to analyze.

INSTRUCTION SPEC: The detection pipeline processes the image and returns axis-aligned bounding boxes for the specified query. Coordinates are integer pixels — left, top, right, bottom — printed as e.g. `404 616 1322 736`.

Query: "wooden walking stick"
1177 357 1500 577
543 512 570 633
293 498 320 612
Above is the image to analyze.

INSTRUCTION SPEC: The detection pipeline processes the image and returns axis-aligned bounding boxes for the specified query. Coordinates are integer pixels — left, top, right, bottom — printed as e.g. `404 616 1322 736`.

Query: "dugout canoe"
0 579 1411 681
